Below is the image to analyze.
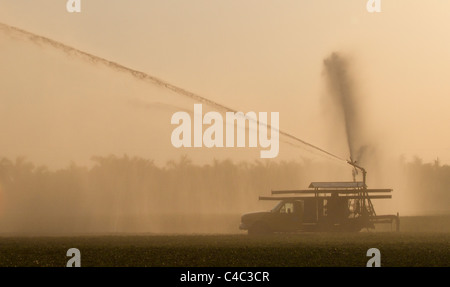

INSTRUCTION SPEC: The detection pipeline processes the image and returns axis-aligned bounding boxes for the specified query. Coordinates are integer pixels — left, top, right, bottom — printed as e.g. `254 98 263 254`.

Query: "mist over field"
0 154 450 234
1 1 450 235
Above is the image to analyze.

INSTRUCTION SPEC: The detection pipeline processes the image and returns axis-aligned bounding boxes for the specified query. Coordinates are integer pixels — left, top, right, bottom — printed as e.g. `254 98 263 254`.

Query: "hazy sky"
1 0 450 168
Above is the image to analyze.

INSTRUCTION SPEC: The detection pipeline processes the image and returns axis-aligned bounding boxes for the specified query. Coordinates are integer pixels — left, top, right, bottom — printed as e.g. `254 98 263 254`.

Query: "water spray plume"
323 52 368 165
0 22 346 163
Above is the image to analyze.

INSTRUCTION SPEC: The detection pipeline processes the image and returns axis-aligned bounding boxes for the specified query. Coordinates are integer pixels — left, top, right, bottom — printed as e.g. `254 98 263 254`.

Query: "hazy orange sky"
1 0 450 169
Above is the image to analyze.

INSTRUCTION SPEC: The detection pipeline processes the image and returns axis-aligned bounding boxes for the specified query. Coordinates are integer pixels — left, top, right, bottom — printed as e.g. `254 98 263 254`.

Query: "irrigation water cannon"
347 159 367 186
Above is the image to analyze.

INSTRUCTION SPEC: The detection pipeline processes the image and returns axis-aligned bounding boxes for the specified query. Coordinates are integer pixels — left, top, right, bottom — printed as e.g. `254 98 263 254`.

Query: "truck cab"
239 200 303 234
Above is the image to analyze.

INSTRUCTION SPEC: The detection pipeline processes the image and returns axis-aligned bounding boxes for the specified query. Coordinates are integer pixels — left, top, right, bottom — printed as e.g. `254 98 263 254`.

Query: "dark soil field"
0 233 449 267
0 216 449 267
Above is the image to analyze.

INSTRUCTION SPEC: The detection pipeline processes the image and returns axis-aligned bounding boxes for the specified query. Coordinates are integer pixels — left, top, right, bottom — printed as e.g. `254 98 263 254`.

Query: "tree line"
0 155 448 233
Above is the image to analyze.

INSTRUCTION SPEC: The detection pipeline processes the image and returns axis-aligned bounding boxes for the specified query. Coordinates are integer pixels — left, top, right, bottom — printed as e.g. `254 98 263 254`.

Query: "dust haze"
0 22 449 234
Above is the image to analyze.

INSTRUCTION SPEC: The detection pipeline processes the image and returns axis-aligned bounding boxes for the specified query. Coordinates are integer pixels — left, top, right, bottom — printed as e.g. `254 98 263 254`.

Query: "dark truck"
239 181 400 234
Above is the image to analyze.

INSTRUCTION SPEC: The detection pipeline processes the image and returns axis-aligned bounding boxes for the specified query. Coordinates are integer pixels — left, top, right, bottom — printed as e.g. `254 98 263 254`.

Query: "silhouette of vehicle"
240 163 399 234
